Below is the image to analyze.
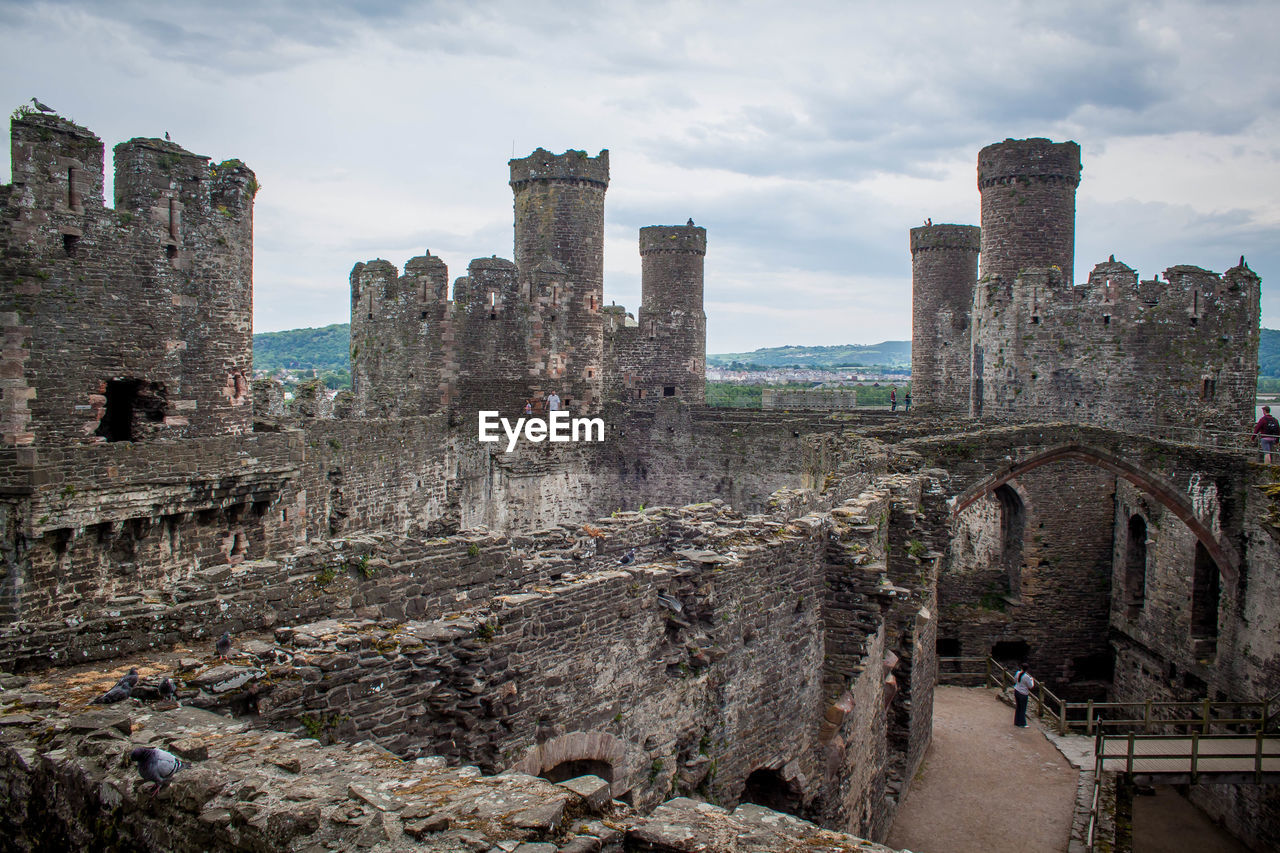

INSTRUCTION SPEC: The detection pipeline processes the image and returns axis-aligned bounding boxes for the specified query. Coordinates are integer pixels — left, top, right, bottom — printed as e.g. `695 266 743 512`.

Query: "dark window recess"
420 311 428 319
1031 315 1040 324
166 244 177 260
1191 542 1220 643
63 234 78 256
95 379 167 443
740 768 803 817
663 386 676 397
541 759 614 784
937 637 962 657
1124 514 1147 619
991 639 1030 664
1103 315 1111 325
1200 378 1216 400
1190 317 1198 327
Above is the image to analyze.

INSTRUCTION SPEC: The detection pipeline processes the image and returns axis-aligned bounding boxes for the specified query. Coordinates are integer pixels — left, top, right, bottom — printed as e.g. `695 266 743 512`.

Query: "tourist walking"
1012 666 1035 727
1253 405 1279 463
547 391 561 412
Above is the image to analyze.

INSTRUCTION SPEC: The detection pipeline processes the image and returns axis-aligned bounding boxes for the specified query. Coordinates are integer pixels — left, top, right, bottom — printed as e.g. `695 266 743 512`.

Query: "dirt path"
885 685 1078 853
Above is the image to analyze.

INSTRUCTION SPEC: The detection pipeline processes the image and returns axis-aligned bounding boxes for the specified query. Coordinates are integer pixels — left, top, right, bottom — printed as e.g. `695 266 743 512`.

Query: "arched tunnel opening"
740 767 803 817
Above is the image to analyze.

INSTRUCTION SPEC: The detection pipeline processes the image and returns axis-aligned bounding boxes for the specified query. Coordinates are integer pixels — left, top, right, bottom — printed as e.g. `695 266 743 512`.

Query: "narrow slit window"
67 167 78 209
168 198 179 240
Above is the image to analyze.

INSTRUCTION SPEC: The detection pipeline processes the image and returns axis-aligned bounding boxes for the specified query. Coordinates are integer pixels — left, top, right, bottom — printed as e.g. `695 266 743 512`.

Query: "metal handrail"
938 656 1275 736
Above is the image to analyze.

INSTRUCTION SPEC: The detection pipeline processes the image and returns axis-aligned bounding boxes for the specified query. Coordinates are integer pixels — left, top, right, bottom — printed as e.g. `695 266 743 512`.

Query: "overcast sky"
2 0 1277 352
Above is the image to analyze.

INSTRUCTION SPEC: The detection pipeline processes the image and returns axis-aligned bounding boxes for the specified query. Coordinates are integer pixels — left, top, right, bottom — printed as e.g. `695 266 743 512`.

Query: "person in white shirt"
547 392 561 412
1013 666 1035 727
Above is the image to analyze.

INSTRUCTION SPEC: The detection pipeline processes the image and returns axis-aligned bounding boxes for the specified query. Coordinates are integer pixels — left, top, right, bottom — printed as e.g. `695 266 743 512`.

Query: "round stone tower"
977 138 1081 284
510 148 609 412
639 223 707 403
910 224 980 415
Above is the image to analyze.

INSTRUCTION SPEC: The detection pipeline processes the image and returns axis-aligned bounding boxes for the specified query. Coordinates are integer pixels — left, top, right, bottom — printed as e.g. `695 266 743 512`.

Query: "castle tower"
910 224 980 415
638 224 707 403
977 138 1081 284
350 252 449 417
2 114 256 448
510 149 609 413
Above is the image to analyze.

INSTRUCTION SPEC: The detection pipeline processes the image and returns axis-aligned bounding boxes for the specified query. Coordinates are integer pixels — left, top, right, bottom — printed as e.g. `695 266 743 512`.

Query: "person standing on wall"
1013 665 1035 727
890 387 897 412
1253 405 1279 463
904 391 912 412
547 391 561 412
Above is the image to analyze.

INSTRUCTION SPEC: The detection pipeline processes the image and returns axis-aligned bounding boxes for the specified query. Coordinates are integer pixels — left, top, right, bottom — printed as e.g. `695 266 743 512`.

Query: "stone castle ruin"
0 112 1275 852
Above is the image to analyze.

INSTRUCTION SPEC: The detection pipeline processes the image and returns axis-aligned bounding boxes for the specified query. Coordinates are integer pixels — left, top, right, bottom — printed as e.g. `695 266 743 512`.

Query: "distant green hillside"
1262 328 1280 377
708 341 911 370
252 326 1280 378
254 323 350 373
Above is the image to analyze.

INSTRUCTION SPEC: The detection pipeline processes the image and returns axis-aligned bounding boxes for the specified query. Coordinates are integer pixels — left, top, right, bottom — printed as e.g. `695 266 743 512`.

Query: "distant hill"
1262 328 1280 377
707 342 911 370
253 326 1280 377
254 323 350 373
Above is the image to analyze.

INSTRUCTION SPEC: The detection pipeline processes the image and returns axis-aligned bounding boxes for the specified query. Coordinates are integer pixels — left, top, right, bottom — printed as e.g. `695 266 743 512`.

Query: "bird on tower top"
30 98 54 113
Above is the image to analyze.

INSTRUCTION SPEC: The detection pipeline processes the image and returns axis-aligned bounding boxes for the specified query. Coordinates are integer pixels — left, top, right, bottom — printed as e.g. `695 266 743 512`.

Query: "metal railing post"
1190 732 1200 785
1126 732 1135 774
1257 731 1265 784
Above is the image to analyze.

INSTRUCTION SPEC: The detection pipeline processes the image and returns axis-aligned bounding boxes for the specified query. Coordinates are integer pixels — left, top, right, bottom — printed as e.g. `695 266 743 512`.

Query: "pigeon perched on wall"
619 549 636 565
216 631 232 659
130 746 185 794
30 98 54 113
92 668 139 704
164 132 170 141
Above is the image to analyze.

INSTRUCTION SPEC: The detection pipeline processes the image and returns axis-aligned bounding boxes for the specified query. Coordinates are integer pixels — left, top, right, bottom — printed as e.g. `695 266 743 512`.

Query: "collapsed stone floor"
0 675 906 852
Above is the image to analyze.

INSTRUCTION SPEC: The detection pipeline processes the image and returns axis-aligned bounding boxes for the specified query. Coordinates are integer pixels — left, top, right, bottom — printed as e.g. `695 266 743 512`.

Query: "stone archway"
513 731 629 798
950 442 1238 585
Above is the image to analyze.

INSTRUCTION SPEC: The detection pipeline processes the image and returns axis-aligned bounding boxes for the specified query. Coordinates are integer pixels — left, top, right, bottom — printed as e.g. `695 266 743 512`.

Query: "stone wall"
971 260 1260 434
761 389 859 410
1 115 256 449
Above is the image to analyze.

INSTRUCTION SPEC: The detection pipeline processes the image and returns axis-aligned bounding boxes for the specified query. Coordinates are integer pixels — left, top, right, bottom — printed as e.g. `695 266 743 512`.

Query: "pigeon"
130 746 185 795
30 98 54 114
93 668 139 704
618 549 636 565
686 218 694 226
158 677 177 701
216 631 232 659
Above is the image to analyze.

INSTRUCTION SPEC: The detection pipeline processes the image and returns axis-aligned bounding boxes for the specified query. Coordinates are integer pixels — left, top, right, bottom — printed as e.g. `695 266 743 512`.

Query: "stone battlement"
509 147 610 188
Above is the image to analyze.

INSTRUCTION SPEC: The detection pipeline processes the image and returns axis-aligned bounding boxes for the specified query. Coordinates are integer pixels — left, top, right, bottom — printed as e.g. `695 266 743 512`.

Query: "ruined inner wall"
1 115 255 449
942 461 1116 696
0 433 300 626
909 224 979 415
1109 467 1280 853
971 260 1261 433
0 472 931 844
